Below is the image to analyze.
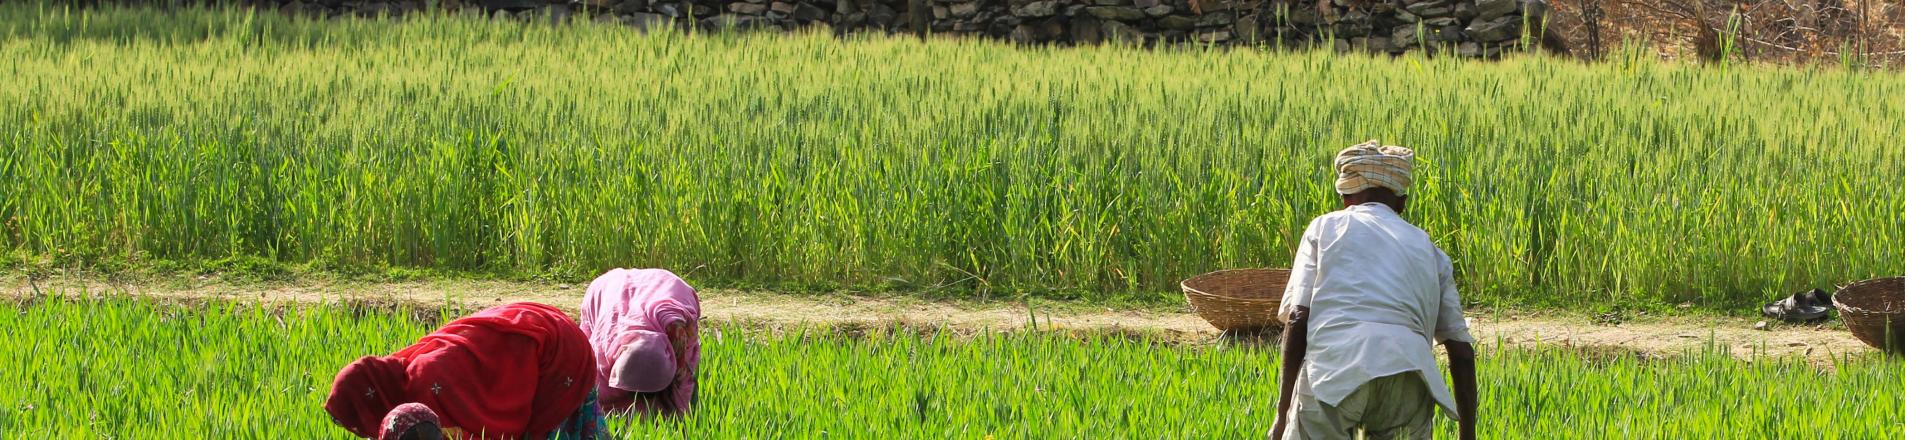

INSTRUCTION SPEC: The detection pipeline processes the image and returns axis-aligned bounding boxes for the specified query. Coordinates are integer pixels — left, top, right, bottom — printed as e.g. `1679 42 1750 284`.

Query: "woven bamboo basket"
1181 268 1291 332
1833 277 1905 353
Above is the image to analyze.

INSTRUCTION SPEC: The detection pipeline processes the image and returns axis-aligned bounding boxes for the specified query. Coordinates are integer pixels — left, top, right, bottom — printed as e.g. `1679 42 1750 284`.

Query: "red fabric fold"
326 355 410 438
326 302 596 440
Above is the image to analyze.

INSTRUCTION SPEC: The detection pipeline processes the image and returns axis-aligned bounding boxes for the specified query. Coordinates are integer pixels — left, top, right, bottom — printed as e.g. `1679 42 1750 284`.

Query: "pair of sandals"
1761 288 1835 323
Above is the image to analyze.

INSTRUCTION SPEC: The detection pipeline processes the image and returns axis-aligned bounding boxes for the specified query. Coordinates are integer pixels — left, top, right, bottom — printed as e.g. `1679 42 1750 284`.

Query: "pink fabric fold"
580 268 701 415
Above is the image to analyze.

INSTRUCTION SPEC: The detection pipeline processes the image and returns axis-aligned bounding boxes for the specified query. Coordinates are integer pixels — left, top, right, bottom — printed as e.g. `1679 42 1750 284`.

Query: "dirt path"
3 276 1873 364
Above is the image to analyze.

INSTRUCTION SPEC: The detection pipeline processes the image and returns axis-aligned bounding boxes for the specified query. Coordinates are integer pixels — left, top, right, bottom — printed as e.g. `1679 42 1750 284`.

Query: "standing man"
1270 141 1479 440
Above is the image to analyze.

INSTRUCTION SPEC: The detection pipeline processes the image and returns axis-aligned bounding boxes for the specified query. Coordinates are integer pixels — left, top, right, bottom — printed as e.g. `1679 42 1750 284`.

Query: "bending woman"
580 268 702 416
324 302 611 440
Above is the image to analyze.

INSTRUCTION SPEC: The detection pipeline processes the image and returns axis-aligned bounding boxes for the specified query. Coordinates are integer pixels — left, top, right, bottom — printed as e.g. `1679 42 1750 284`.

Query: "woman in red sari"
324 302 610 440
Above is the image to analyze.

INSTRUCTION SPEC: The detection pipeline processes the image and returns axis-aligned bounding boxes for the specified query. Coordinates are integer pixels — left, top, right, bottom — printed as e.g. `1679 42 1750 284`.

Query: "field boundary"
2 275 1873 366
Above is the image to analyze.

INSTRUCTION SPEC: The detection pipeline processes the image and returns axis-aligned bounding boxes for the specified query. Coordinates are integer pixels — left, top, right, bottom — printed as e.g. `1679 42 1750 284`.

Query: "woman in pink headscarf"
580 268 702 416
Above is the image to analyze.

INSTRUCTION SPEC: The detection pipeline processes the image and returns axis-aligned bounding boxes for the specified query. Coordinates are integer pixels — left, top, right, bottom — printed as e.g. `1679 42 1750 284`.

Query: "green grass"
3 4 1903 309
2 295 1901 438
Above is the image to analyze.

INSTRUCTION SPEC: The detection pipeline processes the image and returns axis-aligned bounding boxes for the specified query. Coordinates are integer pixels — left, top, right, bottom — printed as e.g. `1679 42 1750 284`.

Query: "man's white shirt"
1279 203 1475 416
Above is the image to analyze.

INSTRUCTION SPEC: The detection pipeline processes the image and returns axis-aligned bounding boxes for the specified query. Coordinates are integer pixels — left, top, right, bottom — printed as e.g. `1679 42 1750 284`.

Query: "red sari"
326 302 597 440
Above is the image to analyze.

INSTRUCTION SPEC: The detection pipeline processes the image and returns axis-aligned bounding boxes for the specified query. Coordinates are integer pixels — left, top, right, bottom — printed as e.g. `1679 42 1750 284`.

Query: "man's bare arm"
1269 306 1310 440
1445 340 1478 440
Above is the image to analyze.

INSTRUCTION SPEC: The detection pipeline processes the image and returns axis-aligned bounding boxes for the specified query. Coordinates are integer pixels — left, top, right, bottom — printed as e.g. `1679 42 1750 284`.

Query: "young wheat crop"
2 4 1902 308
0 296 1898 437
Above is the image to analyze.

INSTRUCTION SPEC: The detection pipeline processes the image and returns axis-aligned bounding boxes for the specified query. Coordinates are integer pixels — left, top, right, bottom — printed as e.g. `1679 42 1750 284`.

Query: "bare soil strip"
3 276 1872 365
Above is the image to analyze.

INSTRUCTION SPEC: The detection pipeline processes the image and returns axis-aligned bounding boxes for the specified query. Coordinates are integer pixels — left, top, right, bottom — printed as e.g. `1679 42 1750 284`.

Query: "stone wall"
249 0 1551 56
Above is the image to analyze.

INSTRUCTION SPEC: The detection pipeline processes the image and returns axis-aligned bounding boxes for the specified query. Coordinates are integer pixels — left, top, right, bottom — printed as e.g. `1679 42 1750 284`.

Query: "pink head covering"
580 268 702 414
609 330 677 393
379 403 441 440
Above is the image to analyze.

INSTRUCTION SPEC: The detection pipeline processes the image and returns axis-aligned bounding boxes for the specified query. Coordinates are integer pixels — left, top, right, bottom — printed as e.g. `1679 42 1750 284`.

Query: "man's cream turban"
1334 140 1415 196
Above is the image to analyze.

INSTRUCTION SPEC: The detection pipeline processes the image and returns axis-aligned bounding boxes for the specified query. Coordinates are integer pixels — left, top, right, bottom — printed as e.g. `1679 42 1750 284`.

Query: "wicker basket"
1181 268 1291 332
1833 277 1905 353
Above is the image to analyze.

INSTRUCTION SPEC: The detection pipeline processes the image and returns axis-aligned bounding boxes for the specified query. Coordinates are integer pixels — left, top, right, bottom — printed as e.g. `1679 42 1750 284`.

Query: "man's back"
1299 204 1449 334
1280 203 1471 418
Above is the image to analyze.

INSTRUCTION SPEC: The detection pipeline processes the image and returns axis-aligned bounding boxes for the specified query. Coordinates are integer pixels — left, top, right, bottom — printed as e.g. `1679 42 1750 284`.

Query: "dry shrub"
1545 0 1905 68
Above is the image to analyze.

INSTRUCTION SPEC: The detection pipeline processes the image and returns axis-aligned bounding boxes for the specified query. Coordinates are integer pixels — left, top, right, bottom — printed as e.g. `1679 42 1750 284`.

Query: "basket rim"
1179 267 1293 299
1833 276 1905 315
1180 268 1290 330
1183 291 1280 302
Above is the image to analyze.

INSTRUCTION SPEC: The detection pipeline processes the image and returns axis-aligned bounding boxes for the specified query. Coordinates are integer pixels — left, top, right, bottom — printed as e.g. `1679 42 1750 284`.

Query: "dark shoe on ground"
1762 288 1833 323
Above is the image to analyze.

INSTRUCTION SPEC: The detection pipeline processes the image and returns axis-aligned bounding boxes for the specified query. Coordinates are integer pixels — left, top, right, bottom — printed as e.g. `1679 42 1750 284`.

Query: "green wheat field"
3 3 1904 438
4 4 1901 309
4 295 1901 437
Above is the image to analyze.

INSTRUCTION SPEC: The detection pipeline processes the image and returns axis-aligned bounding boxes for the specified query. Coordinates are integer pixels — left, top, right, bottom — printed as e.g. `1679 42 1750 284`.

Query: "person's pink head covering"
581 268 703 414
378 403 441 440
609 330 677 393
